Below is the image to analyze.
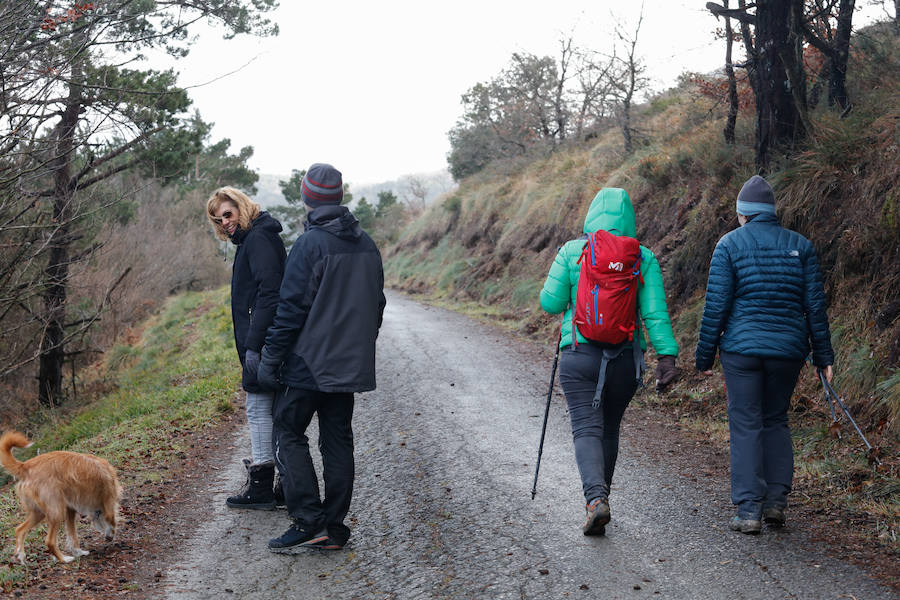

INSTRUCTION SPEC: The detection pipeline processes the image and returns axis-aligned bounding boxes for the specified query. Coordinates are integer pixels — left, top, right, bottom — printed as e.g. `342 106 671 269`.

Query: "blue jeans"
559 344 637 503
720 351 803 518
273 387 355 545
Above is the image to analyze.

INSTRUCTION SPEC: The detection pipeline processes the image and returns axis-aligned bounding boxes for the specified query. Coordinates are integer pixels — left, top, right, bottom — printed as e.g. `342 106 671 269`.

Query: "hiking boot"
273 473 286 509
302 529 343 551
729 515 762 534
763 507 786 528
582 497 611 536
226 459 275 510
267 521 328 553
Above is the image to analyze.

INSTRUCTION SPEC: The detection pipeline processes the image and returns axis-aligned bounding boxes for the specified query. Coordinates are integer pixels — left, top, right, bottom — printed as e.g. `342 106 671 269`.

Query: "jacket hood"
230 211 283 245
305 205 362 241
583 188 636 237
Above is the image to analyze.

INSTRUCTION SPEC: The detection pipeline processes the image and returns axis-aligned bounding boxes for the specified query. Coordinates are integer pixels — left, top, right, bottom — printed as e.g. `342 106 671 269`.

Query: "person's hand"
244 349 260 378
822 364 833 384
256 347 281 391
655 355 679 392
701 370 714 376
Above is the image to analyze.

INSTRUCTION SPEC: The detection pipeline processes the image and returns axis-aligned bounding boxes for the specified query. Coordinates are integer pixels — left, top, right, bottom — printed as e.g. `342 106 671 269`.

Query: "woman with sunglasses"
207 187 287 510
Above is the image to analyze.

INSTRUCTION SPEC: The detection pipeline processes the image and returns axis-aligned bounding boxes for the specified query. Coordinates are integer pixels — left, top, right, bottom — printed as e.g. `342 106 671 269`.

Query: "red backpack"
572 229 643 346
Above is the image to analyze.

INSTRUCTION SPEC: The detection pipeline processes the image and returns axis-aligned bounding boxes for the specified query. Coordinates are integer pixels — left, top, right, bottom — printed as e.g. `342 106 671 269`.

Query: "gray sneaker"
763 507 785 527
729 515 762 534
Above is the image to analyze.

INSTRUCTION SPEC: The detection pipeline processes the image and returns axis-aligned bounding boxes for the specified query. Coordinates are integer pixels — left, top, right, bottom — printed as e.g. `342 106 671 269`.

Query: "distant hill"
350 170 456 209
251 170 456 210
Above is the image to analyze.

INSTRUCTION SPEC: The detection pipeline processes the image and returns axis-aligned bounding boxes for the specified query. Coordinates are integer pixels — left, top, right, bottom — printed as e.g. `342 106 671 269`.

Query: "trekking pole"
532 331 561 500
817 369 874 452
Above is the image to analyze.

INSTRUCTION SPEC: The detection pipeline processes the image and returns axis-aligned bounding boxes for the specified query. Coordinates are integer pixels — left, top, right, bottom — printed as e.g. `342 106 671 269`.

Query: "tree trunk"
752 0 803 171
621 104 633 153
808 59 831 109
38 51 84 406
724 0 738 144
895 0 899 36
827 0 855 109
781 0 812 134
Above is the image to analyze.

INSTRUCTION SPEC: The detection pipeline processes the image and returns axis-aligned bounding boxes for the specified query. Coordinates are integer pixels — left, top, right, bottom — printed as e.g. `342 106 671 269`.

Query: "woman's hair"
206 186 261 240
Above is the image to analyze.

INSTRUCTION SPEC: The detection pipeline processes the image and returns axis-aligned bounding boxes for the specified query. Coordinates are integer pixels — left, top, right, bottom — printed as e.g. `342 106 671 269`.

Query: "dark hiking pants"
273 386 355 545
719 351 803 518
559 343 638 504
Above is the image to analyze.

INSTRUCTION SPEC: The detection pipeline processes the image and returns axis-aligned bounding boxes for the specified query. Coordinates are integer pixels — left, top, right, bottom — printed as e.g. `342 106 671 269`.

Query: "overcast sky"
159 1 882 187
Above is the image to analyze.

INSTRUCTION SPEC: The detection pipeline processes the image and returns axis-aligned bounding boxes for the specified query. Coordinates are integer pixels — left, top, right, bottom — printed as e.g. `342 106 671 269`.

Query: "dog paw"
14 552 26 566
58 554 75 563
74 549 89 557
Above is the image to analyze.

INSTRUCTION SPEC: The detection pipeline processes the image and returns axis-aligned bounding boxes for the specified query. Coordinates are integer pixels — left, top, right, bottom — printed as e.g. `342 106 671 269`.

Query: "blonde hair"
206 187 261 240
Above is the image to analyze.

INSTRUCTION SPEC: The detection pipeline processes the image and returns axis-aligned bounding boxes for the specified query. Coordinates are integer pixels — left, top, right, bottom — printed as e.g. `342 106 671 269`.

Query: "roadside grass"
0 287 239 591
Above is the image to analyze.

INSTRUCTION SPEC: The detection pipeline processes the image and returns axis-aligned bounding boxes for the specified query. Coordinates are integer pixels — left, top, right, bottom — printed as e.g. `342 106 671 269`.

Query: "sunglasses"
212 210 234 224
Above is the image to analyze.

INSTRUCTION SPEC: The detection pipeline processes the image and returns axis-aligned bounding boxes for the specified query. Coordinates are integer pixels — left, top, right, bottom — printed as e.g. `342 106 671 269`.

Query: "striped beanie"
301 163 344 207
736 175 776 216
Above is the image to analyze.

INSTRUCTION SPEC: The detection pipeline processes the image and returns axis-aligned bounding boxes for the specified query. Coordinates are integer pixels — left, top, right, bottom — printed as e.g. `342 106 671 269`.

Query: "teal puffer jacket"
539 188 679 355
695 212 833 370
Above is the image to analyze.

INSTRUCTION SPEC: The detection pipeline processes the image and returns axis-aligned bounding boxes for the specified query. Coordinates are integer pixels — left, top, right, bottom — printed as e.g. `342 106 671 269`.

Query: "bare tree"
447 32 639 177
802 0 857 110
609 6 649 154
571 48 617 139
710 0 742 144
400 175 429 215
551 37 576 142
707 0 868 168
707 0 806 170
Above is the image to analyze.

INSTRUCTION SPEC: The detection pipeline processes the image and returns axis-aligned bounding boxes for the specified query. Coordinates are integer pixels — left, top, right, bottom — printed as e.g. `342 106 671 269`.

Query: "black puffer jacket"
230 211 286 392
263 205 386 392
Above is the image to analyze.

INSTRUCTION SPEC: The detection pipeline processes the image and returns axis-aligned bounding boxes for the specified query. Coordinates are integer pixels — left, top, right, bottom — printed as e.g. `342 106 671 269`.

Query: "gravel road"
163 291 893 599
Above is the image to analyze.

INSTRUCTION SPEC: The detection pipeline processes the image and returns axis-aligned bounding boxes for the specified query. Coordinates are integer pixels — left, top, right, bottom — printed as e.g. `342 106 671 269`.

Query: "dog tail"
0 431 32 478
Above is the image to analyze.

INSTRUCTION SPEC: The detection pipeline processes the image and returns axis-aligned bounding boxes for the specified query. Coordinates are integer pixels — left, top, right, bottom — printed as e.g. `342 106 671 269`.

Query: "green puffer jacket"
539 188 679 355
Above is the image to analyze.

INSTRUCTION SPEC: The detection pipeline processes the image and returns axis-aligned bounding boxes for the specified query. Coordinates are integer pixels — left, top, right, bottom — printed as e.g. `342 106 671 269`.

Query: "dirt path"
7 290 897 599
157 291 893 599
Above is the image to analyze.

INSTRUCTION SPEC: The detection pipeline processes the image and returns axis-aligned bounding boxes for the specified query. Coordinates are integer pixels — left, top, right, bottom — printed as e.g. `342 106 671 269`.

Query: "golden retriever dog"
0 430 121 565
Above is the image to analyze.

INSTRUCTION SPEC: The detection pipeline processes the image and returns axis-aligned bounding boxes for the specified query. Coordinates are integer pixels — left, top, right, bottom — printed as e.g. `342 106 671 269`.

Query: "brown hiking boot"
583 497 611 536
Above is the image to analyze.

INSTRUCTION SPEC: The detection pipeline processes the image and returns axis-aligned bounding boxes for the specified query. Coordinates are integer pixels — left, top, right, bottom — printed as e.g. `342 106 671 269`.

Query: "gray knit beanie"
301 163 344 208
736 175 776 216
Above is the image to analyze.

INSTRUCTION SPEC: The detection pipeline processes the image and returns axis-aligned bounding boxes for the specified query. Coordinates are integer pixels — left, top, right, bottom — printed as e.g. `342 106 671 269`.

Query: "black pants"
558 344 638 503
273 386 355 545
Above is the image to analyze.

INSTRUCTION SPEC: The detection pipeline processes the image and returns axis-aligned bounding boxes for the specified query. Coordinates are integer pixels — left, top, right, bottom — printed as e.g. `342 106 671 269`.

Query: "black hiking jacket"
263 205 386 392
230 211 286 392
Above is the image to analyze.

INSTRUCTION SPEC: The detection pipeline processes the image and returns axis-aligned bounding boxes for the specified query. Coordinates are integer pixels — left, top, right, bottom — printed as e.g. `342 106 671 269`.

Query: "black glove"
241 349 261 388
655 355 679 392
256 347 281 391
244 349 260 375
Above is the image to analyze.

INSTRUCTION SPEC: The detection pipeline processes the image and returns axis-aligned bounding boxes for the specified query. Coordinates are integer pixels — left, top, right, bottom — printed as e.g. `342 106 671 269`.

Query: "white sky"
159 1 884 186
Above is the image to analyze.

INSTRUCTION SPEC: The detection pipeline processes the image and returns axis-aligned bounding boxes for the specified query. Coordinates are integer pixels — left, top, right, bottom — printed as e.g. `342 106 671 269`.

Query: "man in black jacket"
257 163 386 552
